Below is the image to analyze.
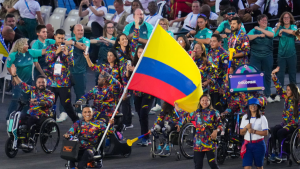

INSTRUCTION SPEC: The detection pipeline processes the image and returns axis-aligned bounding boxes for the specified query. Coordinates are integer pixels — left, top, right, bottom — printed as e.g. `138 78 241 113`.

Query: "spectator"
125 0 144 24
7 0 44 44
228 0 245 12
67 24 90 117
200 4 218 22
144 1 163 27
6 38 45 122
240 98 268 169
215 0 231 25
124 0 134 13
187 15 213 53
2 26 24 60
169 1 201 33
111 0 129 35
274 12 298 87
0 0 19 20
251 0 278 19
140 0 155 13
44 29 79 123
4 14 23 36
177 36 190 51
202 0 216 13
170 0 193 19
214 7 246 51
90 21 117 82
79 0 107 35
159 18 174 38
123 8 153 45
248 14 274 103
46 24 54 39
277 0 300 18
228 17 250 67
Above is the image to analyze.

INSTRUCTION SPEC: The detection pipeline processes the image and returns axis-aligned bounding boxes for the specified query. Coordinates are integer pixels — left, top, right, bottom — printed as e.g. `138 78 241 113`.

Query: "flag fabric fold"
128 24 203 112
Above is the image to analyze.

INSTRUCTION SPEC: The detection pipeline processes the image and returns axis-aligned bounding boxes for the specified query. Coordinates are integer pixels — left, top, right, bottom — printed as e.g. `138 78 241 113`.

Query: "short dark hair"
257 14 268 22
82 105 93 111
231 17 241 24
36 75 47 81
36 25 46 33
114 0 123 5
225 7 236 13
55 29 65 35
5 13 15 21
212 34 222 42
220 0 230 6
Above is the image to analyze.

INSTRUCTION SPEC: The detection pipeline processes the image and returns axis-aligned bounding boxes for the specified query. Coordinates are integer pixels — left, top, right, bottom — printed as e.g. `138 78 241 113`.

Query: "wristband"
13 74 17 77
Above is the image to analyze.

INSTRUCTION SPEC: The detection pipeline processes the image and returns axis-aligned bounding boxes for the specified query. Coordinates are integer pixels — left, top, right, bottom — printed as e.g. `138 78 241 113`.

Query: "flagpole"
97 20 161 152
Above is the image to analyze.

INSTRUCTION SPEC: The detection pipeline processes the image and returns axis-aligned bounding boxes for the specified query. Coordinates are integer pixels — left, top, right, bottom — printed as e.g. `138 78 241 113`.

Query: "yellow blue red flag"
0 33 9 59
128 24 203 112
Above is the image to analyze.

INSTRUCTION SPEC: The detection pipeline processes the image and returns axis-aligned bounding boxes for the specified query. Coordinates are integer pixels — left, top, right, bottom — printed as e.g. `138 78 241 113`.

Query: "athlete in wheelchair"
64 106 114 169
150 102 182 160
265 67 300 166
6 65 60 158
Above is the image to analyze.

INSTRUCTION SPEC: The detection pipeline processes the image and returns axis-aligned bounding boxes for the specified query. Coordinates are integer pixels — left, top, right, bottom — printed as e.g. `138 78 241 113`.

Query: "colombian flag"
128 24 203 112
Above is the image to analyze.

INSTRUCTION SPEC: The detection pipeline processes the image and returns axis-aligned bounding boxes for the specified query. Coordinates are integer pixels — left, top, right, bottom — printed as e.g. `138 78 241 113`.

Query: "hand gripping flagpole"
97 20 161 152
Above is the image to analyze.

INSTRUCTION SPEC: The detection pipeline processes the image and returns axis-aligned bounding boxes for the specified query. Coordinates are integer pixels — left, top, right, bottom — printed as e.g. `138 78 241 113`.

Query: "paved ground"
0 70 299 169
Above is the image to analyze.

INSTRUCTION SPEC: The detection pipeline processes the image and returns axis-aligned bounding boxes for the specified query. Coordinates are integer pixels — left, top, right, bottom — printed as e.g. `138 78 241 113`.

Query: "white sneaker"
151 104 162 111
267 97 274 103
149 111 156 115
56 112 68 123
78 113 83 119
274 95 280 102
126 124 134 129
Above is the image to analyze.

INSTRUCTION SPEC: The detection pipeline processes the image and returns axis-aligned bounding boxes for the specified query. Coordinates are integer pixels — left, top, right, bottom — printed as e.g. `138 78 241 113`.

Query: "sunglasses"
227 12 235 16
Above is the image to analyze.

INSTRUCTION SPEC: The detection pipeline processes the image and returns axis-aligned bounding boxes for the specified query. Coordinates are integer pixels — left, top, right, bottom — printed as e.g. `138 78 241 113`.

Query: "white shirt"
240 114 268 141
112 11 125 23
126 14 134 23
215 0 221 13
255 0 279 16
124 0 133 14
182 12 199 31
140 0 155 13
144 14 163 26
87 6 107 27
210 12 218 20
13 0 40 19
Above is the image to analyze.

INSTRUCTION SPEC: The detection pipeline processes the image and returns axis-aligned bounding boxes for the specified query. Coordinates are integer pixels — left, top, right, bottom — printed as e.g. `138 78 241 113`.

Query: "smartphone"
127 60 132 66
85 46 89 55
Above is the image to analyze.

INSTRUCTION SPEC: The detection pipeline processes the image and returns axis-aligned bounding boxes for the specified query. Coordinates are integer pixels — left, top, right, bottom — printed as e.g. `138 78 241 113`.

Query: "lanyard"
89 6 102 20
25 0 35 16
145 14 157 22
189 13 200 26
229 29 241 48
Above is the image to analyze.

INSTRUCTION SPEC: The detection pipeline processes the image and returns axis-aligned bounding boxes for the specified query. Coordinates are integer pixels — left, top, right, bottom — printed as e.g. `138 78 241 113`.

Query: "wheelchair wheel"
39 118 60 154
5 137 18 158
179 123 194 159
290 128 300 165
217 146 226 165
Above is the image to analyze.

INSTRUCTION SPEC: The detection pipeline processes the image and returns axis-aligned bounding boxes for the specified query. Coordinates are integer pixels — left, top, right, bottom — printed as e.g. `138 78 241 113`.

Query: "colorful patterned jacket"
153 109 185 128
193 56 219 93
227 30 250 67
67 119 114 150
273 75 300 133
90 63 128 86
179 109 222 152
116 28 139 65
20 82 55 118
45 45 74 87
207 46 229 85
79 75 123 119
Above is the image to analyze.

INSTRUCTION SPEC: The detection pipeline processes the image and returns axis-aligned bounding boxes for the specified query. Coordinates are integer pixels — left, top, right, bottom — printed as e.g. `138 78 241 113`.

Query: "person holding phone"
44 29 78 123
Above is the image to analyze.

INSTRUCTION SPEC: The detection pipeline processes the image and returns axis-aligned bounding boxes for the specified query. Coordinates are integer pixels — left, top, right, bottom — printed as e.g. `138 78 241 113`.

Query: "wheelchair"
178 122 195 159
217 113 244 164
265 127 300 166
150 128 181 161
5 100 60 158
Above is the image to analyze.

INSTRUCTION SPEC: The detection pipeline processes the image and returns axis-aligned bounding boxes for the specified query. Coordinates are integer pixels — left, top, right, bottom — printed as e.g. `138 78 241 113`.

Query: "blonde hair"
159 18 169 30
10 38 28 54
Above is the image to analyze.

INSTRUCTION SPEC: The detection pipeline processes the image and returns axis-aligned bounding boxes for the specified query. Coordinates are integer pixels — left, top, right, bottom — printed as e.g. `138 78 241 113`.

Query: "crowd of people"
1 0 300 169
